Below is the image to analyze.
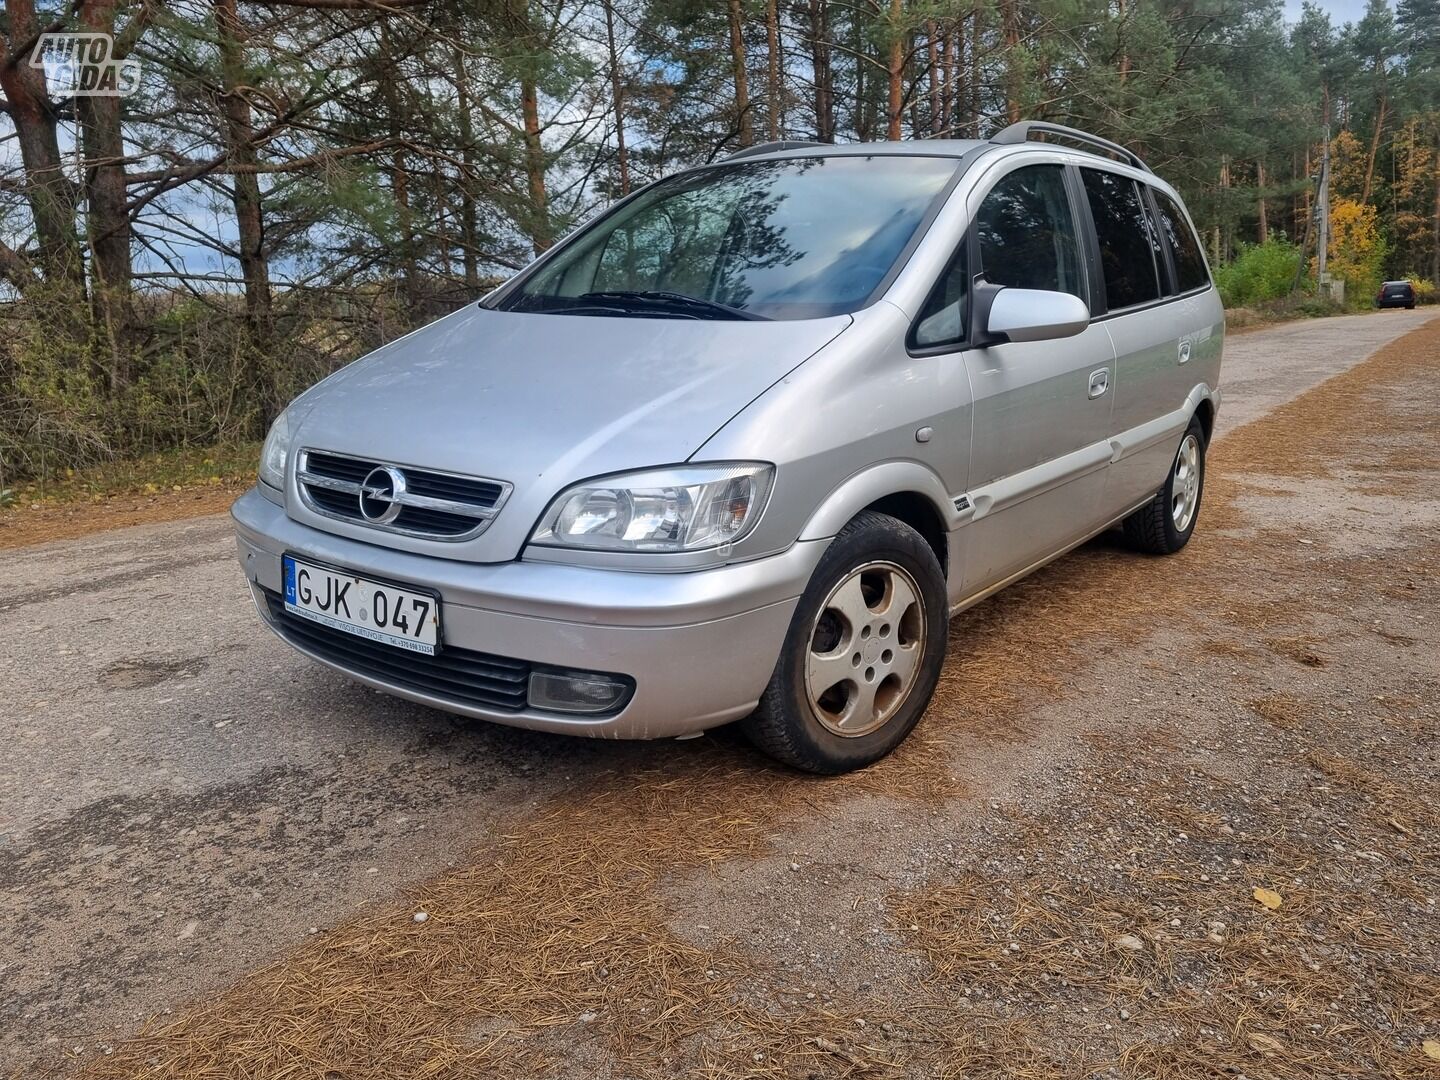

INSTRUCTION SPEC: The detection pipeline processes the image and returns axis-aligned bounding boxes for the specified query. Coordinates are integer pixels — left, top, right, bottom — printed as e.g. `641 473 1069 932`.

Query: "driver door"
957 161 1117 594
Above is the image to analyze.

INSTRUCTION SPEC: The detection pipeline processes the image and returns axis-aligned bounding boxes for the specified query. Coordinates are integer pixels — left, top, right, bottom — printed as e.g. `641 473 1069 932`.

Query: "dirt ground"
3 314 1437 1079
0 483 249 552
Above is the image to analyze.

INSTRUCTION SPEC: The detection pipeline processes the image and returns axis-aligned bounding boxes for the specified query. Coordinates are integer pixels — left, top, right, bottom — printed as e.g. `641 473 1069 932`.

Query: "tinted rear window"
1081 168 1162 310
1153 190 1210 293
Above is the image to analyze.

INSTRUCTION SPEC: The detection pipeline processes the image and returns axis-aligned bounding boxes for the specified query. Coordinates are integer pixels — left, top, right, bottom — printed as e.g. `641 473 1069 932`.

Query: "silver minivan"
233 122 1223 773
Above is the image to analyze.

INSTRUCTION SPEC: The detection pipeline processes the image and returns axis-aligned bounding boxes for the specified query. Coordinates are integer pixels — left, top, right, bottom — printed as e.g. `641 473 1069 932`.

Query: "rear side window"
1153 190 1210 293
1081 168 1161 310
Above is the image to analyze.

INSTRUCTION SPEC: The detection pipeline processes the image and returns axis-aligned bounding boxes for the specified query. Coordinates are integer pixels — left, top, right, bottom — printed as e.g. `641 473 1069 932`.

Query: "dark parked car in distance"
1377 280 1417 309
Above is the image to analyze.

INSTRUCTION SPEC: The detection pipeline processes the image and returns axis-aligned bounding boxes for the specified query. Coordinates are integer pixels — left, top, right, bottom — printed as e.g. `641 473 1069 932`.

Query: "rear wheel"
743 511 947 774
1121 416 1206 555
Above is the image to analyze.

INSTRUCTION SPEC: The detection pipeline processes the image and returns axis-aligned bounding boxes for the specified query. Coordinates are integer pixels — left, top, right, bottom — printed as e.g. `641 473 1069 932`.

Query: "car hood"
286 304 851 562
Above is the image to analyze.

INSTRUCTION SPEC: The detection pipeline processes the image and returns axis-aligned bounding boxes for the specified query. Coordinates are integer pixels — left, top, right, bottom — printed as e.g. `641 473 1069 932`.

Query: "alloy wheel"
804 561 927 737
1171 433 1201 533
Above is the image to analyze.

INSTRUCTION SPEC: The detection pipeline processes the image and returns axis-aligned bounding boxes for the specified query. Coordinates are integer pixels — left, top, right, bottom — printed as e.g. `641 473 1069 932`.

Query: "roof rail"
725 139 825 161
989 121 1151 173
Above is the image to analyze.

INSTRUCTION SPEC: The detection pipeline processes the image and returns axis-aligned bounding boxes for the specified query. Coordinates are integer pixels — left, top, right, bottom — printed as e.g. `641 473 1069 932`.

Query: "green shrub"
1214 238 1304 307
0 287 371 487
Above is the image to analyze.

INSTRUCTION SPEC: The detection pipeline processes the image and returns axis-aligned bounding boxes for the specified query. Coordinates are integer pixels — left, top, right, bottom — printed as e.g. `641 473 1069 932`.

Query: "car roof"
723 137 1183 204
732 140 990 160
729 125 1153 172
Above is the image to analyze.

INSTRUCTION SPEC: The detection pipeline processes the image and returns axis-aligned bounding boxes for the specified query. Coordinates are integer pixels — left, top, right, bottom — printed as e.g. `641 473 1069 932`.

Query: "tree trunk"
455 47 480 290
380 24 418 313
1432 127 1440 285
726 0 752 146
766 0 783 140
886 0 904 140
520 72 552 253
0 0 84 291
1001 0 1021 124
1361 93 1386 205
1219 155 1232 263
969 9 982 136
390 148 417 309
926 20 940 136
936 23 950 136
808 0 834 142
853 8 871 141
1116 0 1130 84
215 0 272 345
602 0 631 193
78 0 134 389
1256 160 1268 243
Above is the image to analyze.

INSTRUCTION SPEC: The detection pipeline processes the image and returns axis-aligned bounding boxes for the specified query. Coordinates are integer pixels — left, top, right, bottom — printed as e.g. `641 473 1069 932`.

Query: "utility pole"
1316 130 1330 289
1316 98 1332 301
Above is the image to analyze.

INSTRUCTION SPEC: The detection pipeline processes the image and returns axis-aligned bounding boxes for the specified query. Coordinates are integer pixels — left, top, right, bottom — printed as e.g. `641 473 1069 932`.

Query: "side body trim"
947 494 1154 616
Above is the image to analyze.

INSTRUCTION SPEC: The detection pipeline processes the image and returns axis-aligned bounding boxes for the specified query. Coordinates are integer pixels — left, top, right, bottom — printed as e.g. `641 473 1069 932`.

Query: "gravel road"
1 307 1435 1076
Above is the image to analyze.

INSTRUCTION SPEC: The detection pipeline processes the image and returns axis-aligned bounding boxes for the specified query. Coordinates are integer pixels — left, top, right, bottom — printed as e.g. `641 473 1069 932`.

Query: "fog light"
528 667 632 715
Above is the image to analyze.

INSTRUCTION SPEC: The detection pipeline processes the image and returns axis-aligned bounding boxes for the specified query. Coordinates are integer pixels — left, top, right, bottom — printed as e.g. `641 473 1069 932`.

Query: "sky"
1284 0 1374 25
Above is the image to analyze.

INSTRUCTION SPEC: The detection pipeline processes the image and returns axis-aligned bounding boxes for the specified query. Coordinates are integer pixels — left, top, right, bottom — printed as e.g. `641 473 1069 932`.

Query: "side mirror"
984 287 1091 344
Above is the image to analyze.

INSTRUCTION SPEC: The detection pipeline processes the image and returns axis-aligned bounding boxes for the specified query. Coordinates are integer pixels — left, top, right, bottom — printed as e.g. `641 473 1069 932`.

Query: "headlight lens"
532 463 774 552
258 409 292 490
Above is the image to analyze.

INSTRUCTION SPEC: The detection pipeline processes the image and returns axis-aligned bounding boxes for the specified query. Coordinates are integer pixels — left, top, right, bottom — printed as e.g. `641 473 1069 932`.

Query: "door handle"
1178 339 1192 364
1088 368 1110 399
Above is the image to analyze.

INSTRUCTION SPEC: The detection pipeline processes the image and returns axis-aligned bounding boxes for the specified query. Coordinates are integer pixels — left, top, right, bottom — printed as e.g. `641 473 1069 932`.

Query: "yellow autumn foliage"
1326 199 1388 301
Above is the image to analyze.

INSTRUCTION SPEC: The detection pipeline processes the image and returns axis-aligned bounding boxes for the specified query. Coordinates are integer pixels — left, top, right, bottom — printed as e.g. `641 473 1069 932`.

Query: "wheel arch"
798 462 958 573
1193 396 1215 444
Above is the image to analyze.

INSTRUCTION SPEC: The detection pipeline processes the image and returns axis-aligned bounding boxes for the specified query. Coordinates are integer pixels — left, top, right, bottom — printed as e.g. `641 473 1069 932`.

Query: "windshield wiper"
578 290 770 321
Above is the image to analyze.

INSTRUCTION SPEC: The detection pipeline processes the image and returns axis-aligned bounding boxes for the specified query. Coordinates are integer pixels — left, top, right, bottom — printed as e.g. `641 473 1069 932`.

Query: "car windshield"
496 155 960 320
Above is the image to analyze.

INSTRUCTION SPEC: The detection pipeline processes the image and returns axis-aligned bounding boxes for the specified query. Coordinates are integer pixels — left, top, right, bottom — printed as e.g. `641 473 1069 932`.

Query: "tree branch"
123 138 399 183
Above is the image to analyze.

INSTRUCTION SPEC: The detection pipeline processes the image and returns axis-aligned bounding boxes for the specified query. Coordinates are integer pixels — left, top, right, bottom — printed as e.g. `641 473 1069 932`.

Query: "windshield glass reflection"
501 156 959 320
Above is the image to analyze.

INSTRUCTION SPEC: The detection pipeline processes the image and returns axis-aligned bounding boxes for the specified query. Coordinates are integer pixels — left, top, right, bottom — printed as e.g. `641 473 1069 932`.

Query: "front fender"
797 460 961 541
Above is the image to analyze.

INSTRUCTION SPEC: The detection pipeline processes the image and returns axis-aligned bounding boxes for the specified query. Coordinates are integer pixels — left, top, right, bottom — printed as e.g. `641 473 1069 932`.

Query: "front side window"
500 156 960 320
913 163 1083 349
975 164 1084 297
1081 168 1162 310
913 246 969 348
1153 190 1210 293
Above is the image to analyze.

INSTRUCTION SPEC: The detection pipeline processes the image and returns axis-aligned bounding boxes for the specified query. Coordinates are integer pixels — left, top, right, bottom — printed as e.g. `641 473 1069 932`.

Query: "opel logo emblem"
359 466 406 524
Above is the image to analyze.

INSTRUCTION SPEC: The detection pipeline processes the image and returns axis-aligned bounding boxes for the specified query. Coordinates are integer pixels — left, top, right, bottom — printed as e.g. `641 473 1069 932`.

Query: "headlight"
531 463 774 552
258 409 292 490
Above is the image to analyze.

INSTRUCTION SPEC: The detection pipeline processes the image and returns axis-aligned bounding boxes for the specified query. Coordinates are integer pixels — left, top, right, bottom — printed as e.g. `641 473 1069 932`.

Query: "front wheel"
743 511 948 774
1121 416 1207 555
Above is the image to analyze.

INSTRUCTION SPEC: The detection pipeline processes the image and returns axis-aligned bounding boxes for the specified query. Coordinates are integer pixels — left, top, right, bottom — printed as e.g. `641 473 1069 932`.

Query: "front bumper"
232 487 824 739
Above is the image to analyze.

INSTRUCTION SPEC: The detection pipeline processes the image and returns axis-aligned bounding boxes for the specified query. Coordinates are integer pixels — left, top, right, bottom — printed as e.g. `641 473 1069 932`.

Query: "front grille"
263 589 531 711
297 450 510 540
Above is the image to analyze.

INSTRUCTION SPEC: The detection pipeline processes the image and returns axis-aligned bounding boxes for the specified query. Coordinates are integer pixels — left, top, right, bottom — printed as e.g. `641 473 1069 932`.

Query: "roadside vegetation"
3 442 259 509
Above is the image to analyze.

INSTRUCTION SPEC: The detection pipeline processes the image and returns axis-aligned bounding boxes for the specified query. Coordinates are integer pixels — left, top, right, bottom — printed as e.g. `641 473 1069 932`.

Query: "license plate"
283 556 440 655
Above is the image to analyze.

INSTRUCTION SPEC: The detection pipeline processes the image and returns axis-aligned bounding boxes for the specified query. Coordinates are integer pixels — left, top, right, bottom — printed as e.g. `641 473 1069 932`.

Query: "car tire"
1121 416 1207 555
742 511 948 774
